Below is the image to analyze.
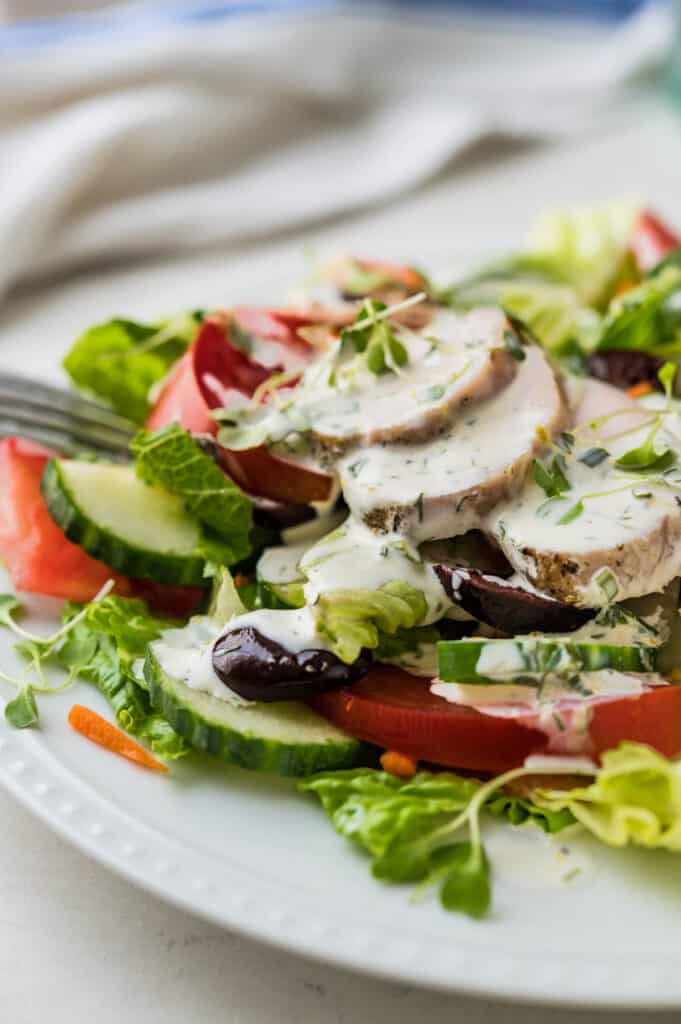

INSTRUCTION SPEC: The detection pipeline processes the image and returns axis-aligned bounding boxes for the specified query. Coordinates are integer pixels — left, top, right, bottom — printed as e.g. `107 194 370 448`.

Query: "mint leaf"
63 312 203 423
132 424 252 565
5 686 38 729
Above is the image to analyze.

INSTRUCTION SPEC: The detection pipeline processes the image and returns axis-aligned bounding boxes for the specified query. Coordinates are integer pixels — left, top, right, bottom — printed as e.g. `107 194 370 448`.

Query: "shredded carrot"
68 704 167 772
626 381 654 399
380 750 418 778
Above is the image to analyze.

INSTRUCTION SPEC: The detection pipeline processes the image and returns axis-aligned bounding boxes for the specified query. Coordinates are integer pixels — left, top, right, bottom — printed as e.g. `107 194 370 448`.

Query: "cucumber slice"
42 459 207 585
437 637 657 684
144 646 362 775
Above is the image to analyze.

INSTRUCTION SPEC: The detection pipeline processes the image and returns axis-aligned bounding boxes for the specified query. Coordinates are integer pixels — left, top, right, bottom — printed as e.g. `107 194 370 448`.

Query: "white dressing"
300 516 450 623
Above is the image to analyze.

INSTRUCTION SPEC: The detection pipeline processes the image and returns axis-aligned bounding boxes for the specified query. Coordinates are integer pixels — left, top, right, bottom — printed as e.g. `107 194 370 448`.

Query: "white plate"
2 248 681 1010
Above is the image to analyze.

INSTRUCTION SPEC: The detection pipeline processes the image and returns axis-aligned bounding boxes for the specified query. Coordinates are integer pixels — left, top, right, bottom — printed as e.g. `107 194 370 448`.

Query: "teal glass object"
670 1 681 105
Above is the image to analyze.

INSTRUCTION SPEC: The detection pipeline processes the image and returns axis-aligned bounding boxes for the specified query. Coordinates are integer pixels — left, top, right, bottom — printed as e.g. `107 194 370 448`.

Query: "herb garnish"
532 455 570 498
578 447 610 468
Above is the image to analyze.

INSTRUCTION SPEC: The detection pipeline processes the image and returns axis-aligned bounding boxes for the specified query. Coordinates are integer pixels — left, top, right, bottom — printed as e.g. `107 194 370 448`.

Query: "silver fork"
0 371 136 460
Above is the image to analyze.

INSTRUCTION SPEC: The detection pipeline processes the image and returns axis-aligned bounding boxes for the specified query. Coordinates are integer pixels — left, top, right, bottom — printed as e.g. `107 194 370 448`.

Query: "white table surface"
2 97 681 1022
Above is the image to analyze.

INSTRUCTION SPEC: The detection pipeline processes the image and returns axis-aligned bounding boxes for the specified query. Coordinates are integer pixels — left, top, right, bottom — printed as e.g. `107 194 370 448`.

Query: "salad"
3 201 681 920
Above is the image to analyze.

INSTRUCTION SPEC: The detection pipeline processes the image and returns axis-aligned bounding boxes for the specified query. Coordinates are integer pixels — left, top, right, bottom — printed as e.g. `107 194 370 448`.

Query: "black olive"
212 626 371 702
435 565 593 635
587 350 663 392
251 497 316 532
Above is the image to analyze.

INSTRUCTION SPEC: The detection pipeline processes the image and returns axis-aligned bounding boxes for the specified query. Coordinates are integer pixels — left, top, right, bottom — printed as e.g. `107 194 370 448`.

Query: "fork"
0 371 136 460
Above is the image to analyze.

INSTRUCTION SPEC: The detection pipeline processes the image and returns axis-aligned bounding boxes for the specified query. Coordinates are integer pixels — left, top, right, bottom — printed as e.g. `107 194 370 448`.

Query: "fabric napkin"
0 1 674 302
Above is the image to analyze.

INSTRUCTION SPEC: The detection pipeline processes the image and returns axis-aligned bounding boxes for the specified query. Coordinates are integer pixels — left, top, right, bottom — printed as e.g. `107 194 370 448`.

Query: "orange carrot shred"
626 381 654 399
68 704 168 773
380 750 418 778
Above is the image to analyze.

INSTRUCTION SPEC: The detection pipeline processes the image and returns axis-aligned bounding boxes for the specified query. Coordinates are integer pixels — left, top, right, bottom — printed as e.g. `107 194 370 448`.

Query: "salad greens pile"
4 200 681 922
63 312 204 423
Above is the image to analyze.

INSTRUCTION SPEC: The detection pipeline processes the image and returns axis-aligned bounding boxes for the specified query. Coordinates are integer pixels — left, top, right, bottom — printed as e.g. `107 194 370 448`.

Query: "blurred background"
0 0 678 306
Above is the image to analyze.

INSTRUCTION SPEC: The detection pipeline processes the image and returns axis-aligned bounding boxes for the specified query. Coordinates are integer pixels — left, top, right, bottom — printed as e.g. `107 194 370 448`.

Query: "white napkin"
0 1 673 302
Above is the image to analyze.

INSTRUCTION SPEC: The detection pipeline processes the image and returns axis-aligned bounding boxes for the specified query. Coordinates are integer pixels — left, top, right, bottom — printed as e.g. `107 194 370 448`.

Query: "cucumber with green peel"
41 459 208 585
437 637 657 685
144 645 362 775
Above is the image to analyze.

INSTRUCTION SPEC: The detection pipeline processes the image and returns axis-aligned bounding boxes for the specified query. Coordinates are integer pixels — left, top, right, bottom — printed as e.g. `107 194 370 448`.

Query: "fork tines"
0 372 136 459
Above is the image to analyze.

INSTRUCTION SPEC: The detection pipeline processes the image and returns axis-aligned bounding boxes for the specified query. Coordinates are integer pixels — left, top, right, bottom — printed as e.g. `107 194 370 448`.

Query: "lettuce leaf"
316 582 428 664
132 424 253 566
300 767 572 918
536 742 681 850
63 312 203 423
58 596 188 759
525 202 639 307
594 265 681 355
502 282 600 354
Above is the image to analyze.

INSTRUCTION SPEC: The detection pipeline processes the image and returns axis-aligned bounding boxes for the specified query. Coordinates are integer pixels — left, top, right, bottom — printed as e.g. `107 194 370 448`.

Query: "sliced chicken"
339 344 568 542
488 379 681 607
306 309 518 457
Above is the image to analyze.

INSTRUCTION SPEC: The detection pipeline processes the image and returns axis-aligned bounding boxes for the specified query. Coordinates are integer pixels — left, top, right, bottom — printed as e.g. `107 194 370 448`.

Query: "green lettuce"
63 312 203 423
58 596 188 759
525 202 639 307
316 582 428 664
132 424 253 566
301 768 572 919
594 265 681 355
502 282 600 354
536 743 681 850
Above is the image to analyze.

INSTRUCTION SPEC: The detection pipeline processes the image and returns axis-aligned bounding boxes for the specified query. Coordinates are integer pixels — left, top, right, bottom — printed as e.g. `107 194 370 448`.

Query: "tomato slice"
310 666 681 772
146 316 274 434
630 210 681 273
145 314 335 505
0 438 130 602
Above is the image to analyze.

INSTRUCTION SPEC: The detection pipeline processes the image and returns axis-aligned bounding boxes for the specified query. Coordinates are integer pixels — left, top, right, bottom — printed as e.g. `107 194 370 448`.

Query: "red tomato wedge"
310 666 681 772
630 209 681 273
146 314 335 505
0 438 130 602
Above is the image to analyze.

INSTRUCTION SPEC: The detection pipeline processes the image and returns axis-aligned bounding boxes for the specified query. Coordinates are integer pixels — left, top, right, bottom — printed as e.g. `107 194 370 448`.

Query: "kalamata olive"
251 497 316 532
212 626 372 702
435 565 593 635
587 350 663 392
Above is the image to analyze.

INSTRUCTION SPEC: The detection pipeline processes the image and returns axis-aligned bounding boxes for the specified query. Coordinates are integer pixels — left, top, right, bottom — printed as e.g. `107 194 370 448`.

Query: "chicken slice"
488 379 681 607
307 309 517 456
339 344 568 542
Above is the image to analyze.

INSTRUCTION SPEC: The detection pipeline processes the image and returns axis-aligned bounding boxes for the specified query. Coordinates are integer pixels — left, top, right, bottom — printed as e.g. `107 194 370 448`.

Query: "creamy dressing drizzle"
163 309 680 720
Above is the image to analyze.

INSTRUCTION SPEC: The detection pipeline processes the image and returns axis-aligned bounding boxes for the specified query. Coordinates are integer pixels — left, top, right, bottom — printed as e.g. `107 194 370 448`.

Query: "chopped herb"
415 493 425 523
578 446 610 468
347 457 368 478
421 384 445 403
633 487 652 499
595 567 619 603
503 328 526 362
558 432 575 452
